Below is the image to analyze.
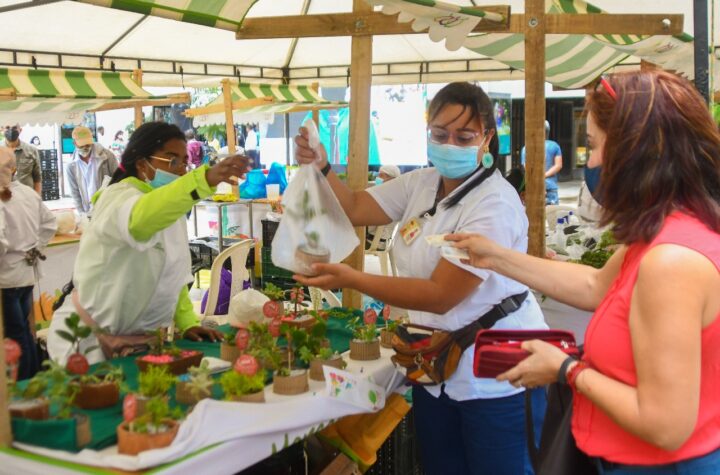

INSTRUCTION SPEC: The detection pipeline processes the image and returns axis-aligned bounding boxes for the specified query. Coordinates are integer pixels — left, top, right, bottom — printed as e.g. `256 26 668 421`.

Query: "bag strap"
526 389 540 472
453 290 529 350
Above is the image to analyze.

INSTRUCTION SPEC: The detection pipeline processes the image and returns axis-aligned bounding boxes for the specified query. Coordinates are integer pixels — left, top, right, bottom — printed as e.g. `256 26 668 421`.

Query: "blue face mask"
584 165 602 203
146 164 180 189
427 141 480 179
374 177 384 186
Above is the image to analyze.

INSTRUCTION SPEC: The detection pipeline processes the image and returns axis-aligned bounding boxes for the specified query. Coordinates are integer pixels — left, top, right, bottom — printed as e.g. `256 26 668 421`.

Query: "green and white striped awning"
463 0 694 89
0 67 186 125
78 0 258 31
187 83 347 127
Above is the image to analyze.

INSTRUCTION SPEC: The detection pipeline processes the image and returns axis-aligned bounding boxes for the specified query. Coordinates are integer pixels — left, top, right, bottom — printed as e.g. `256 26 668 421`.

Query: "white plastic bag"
228 289 269 328
271 120 359 275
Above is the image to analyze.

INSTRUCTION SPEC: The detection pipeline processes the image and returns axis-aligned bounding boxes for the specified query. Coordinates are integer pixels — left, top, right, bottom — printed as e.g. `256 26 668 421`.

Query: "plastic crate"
261 219 280 247
261 247 293 279
366 410 424 475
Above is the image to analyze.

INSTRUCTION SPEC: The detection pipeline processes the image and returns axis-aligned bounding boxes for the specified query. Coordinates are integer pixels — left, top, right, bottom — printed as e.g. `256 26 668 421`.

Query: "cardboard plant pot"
73 381 120 410
75 414 92 448
229 391 265 403
8 398 50 420
349 339 381 361
309 356 345 381
135 395 170 417
136 350 204 376
273 369 309 395
380 330 394 349
175 382 211 406
117 420 179 455
294 245 330 276
220 343 241 363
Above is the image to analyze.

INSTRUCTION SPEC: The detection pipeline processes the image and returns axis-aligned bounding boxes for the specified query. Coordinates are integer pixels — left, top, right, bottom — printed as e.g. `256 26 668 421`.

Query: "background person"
0 147 57 379
29 136 41 147
294 82 547 475
110 130 126 156
66 126 118 214
449 71 720 474
521 120 562 205
3 125 41 194
186 129 203 169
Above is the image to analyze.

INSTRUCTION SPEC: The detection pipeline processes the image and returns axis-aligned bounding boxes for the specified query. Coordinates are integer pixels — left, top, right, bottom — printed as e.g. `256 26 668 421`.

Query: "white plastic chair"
203 239 254 318
365 224 398 276
546 205 577 232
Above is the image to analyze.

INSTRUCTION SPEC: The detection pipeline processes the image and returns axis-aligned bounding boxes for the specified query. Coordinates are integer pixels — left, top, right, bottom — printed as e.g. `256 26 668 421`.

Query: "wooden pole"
342 0 373 309
525 0 546 258
310 82 320 127
0 290 13 446
222 79 237 155
133 69 144 128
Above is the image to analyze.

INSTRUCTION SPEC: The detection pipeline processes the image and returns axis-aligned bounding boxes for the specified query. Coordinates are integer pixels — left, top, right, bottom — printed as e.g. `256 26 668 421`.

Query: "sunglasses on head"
597 75 618 100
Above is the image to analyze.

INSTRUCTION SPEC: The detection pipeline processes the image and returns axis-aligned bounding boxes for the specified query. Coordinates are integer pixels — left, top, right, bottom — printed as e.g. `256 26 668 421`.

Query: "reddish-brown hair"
586 71 720 243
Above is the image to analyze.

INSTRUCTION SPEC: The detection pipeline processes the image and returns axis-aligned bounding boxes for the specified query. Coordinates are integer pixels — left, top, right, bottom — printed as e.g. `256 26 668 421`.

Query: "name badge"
399 218 422 246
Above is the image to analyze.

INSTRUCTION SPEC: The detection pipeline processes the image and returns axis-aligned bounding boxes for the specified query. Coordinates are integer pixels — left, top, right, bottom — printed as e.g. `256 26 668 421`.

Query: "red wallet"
473 329 580 378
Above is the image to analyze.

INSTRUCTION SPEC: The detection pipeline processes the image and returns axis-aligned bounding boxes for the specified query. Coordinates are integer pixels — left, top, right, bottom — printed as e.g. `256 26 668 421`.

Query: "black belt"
455 290 529 349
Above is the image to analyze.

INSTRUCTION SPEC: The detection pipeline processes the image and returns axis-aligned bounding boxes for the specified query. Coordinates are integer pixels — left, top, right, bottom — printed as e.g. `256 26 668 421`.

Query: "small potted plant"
288 190 330 276
348 309 381 361
298 319 345 381
136 364 177 416
219 355 266 403
248 320 289 370
117 396 183 455
220 326 250 362
8 373 49 420
72 363 126 410
176 360 214 406
136 329 203 375
271 323 309 395
54 313 98 376
379 305 398 348
281 287 315 331
43 360 92 448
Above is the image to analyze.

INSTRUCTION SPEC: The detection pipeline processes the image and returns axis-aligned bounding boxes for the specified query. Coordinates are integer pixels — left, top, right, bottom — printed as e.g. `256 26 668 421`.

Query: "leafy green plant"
55 313 97 356
183 361 213 400
74 363 129 392
348 317 378 342
248 322 283 374
219 371 265 399
262 283 286 302
223 327 239 346
37 361 77 419
326 307 359 320
130 397 184 434
384 319 399 333
138 365 176 398
297 319 331 365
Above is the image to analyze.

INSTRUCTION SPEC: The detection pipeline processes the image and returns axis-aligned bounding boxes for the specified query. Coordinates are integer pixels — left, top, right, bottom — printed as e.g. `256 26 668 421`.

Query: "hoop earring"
481 145 494 169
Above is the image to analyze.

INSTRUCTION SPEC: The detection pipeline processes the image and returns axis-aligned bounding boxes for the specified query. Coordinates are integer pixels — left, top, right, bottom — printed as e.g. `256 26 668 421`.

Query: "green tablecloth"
14 315 362 452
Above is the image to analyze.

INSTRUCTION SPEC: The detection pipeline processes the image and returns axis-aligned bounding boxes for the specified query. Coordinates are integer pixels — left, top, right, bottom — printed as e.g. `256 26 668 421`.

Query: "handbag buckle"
498 295 522 316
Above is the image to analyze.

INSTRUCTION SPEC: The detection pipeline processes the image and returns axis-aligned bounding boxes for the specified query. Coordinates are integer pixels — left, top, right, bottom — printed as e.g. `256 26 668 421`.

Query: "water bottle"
554 218 566 249
568 211 580 225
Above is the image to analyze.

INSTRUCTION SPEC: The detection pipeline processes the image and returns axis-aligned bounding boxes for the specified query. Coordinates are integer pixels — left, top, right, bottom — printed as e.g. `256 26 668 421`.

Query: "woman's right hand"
294 126 328 169
444 233 502 270
205 154 251 187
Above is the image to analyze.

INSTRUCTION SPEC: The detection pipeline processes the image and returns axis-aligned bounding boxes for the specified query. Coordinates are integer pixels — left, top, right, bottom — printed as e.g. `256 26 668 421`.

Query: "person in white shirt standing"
0 147 57 379
66 126 118 214
294 82 547 475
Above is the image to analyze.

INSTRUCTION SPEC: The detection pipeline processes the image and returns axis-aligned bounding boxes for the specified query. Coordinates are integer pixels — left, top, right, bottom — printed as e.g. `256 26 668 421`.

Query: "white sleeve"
37 200 57 249
366 172 414 222
0 206 7 258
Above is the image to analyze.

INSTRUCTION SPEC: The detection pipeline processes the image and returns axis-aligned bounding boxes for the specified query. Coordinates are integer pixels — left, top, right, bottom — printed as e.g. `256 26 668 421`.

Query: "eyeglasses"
427 127 483 147
150 155 189 172
598 75 618 100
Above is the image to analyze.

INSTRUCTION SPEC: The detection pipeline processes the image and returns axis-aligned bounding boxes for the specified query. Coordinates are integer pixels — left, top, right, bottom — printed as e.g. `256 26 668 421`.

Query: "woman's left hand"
183 326 223 342
496 339 571 388
293 263 359 290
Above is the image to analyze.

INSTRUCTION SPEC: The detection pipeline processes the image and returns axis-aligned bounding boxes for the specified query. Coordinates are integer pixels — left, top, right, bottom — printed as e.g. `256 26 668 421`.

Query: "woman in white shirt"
294 82 547 475
0 147 57 379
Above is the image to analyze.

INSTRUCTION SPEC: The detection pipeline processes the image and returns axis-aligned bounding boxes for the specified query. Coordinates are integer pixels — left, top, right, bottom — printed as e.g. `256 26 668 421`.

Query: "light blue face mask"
374 177 384 185
145 163 180 189
427 141 480 179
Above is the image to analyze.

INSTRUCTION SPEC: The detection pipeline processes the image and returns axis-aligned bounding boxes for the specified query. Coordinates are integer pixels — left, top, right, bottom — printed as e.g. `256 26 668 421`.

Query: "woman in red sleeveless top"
448 70 720 473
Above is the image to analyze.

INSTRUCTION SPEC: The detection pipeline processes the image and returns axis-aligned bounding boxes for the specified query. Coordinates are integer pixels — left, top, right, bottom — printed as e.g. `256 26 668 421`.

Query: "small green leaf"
78 327 92 339
55 329 76 343
84 345 100 355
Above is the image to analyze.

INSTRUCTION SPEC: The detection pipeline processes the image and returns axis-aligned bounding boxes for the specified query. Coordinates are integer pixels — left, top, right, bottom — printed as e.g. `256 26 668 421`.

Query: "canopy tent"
185 81 347 128
0 1 714 88
0 67 190 125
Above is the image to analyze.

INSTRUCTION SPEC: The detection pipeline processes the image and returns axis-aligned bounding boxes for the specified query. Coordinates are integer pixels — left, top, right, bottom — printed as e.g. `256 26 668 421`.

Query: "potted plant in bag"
298 319 344 381
288 189 330 276
117 396 184 455
135 365 177 416
176 360 214 406
72 363 126 410
348 310 381 361
219 355 266 403
136 329 203 375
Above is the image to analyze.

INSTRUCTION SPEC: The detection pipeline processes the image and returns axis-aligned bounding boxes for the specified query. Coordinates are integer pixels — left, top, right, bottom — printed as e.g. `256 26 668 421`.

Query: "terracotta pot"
380 330 394 349
136 351 204 375
309 356 345 381
349 339 381 361
294 245 330 276
73 381 120 410
229 391 265 403
75 414 92 448
135 395 170 417
273 370 309 395
9 398 49 420
220 343 241 363
117 419 179 455
175 382 211 406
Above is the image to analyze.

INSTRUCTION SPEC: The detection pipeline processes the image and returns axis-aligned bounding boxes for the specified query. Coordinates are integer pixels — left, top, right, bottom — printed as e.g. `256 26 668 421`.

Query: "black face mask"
4 128 19 142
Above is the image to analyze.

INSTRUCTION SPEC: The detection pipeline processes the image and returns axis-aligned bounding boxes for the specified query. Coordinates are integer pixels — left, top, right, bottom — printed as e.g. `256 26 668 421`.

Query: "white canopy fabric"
0 0 716 88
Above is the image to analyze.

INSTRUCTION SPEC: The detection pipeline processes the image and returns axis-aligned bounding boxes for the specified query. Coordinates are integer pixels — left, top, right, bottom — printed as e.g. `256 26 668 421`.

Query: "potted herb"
271 323 309 395
298 319 345 381
117 396 183 455
136 365 177 416
8 373 49 420
288 190 330 276
43 360 92 448
220 326 250 362
176 360 214 406
379 305 397 349
72 363 126 410
348 310 381 361
54 313 98 376
219 355 266 403
135 329 203 375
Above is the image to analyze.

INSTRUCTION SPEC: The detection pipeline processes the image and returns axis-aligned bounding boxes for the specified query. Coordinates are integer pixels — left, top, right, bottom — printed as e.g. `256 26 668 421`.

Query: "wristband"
320 161 332 177
567 360 589 390
557 356 577 385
